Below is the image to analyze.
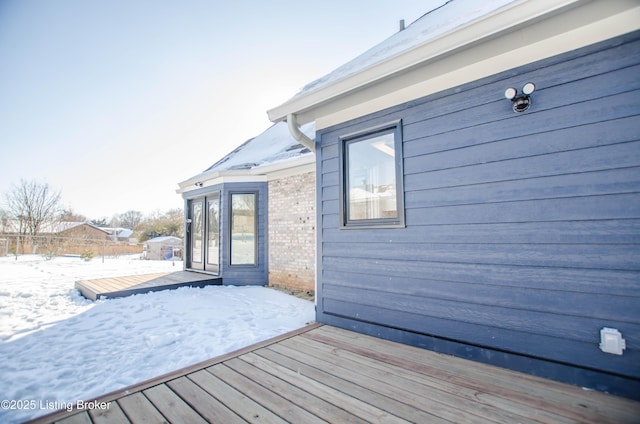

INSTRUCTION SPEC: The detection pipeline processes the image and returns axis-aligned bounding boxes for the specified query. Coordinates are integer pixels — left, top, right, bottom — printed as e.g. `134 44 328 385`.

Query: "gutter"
287 113 315 152
267 0 594 124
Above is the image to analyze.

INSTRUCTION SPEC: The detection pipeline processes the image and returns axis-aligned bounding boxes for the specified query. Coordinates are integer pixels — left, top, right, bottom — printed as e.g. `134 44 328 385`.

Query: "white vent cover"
599 327 626 355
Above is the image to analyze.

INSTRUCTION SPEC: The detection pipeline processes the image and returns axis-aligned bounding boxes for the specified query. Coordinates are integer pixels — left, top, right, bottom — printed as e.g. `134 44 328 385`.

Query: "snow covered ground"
0 255 314 423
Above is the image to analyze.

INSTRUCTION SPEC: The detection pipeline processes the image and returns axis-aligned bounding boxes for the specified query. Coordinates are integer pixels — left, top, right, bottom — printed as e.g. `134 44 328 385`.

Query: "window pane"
230 193 256 265
207 195 219 267
347 132 397 221
191 200 203 263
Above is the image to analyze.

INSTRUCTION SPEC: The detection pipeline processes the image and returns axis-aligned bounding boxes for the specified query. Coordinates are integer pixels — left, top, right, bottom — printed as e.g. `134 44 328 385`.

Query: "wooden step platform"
27 324 640 424
75 271 222 300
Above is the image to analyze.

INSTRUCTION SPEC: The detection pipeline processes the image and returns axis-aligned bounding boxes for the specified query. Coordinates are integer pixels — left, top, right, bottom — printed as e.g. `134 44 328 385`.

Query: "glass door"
187 194 220 273
188 198 204 270
205 194 220 273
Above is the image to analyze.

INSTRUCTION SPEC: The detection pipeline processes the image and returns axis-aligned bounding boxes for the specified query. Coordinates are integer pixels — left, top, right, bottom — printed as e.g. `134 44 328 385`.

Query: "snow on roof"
99 227 134 236
203 121 315 174
48 222 109 234
293 0 517 99
3 221 108 235
146 236 182 243
116 228 134 238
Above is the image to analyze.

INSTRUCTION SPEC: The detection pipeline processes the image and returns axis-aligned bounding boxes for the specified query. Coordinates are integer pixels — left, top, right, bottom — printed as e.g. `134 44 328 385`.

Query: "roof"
48 222 110 235
99 227 134 238
203 121 314 173
177 121 315 193
267 0 640 127
146 236 182 244
293 0 517 99
2 221 109 235
116 228 134 238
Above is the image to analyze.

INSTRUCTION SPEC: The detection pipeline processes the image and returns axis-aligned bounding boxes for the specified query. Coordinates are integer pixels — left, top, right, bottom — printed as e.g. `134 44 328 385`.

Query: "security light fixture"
504 87 517 100
504 82 535 113
522 82 535 95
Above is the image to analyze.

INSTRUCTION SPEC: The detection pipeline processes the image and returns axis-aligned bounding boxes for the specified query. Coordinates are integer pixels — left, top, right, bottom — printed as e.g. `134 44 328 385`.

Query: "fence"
0 234 143 260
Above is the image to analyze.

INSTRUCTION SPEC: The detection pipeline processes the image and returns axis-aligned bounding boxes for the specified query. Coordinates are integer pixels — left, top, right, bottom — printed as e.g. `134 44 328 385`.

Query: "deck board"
88 401 129 424
26 324 640 424
285 339 520 424
229 355 368 423
305 326 632 423
143 384 207 424
166 376 243 424
255 347 407 423
212 363 328 424
188 369 288 424
266 342 428 422
75 271 222 300
275 336 459 423
55 412 92 424
115 393 166 424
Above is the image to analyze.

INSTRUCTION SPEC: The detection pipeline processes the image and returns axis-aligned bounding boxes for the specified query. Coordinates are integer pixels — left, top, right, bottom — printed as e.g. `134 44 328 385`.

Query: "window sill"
340 222 405 230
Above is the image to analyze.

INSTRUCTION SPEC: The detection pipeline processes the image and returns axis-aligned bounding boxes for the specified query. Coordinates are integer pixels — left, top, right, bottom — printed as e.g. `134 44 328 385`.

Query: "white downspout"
286 113 317 308
287 113 315 152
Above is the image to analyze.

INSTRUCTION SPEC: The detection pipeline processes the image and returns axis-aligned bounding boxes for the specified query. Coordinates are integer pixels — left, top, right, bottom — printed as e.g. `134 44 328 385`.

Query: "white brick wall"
268 171 315 291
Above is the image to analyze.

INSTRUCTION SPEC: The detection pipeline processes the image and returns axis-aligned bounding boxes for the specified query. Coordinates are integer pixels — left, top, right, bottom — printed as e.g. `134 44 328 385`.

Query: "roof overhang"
267 0 640 130
176 154 315 195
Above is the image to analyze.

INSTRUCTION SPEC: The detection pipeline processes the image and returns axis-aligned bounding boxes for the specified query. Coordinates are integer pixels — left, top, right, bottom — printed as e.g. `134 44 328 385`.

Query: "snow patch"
0 255 314 423
295 0 518 98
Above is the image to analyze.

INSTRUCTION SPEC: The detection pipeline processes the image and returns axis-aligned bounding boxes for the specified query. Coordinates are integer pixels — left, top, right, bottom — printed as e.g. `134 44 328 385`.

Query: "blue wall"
315 32 640 397
183 181 268 286
219 182 268 285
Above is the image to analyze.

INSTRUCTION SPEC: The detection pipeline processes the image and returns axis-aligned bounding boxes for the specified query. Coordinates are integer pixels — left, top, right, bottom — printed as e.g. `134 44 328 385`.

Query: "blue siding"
220 182 268 285
316 32 640 397
182 181 268 286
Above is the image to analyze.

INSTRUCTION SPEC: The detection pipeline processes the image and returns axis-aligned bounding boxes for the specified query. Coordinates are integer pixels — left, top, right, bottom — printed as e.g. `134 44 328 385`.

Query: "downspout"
286 113 317 309
287 113 315 152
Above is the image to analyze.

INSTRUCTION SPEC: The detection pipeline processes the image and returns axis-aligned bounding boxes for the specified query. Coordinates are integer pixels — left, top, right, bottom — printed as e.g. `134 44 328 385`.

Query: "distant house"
100 227 136 243
1 221 109 240
176 121 315 290
0 221 110 255
52 222 110 240
267 0 640 398
143 236 182 260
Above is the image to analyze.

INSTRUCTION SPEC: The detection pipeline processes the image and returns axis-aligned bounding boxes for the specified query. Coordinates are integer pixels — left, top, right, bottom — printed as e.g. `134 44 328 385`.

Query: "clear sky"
0 0 437 221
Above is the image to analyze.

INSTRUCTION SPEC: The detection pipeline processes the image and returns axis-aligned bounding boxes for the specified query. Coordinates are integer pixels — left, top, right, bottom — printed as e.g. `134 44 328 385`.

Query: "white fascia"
176 172 267 195
251 154 315 181
175 155 315 195
267 0 640 129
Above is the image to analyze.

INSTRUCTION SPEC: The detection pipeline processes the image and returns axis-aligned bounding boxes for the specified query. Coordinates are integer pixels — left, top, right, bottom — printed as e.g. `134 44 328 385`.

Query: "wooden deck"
26 324 639 424
75 271 222 300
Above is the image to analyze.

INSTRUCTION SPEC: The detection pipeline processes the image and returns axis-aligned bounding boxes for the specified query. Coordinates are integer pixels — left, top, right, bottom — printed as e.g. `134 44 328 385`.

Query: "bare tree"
119 210 143 230
0 208 9 234
4 179 62 237
137 208 183 242
59 208 87 222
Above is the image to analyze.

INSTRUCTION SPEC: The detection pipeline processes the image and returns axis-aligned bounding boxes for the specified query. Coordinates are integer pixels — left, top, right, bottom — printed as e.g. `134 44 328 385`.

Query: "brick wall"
268 170 315 292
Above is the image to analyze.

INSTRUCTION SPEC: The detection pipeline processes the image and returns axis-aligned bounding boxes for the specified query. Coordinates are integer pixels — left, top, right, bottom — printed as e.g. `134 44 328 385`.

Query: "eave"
176 154 314 195
267 0 640 129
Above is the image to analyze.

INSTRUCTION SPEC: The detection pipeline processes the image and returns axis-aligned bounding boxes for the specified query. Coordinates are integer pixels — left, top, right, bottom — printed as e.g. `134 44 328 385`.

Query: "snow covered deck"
27 324 639 424
75 271 222 300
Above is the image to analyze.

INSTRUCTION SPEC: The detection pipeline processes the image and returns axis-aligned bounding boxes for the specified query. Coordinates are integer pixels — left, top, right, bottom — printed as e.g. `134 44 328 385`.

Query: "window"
207 194 220 269
340 122 404 228
191 200 203 263
229 192 257 265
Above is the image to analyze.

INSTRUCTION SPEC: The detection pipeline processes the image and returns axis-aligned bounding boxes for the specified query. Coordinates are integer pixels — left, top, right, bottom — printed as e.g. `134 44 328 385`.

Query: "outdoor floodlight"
504 82 536 113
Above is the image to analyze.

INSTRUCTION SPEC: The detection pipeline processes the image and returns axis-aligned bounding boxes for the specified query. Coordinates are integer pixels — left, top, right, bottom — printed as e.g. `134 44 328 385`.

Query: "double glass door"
188 194 220 273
